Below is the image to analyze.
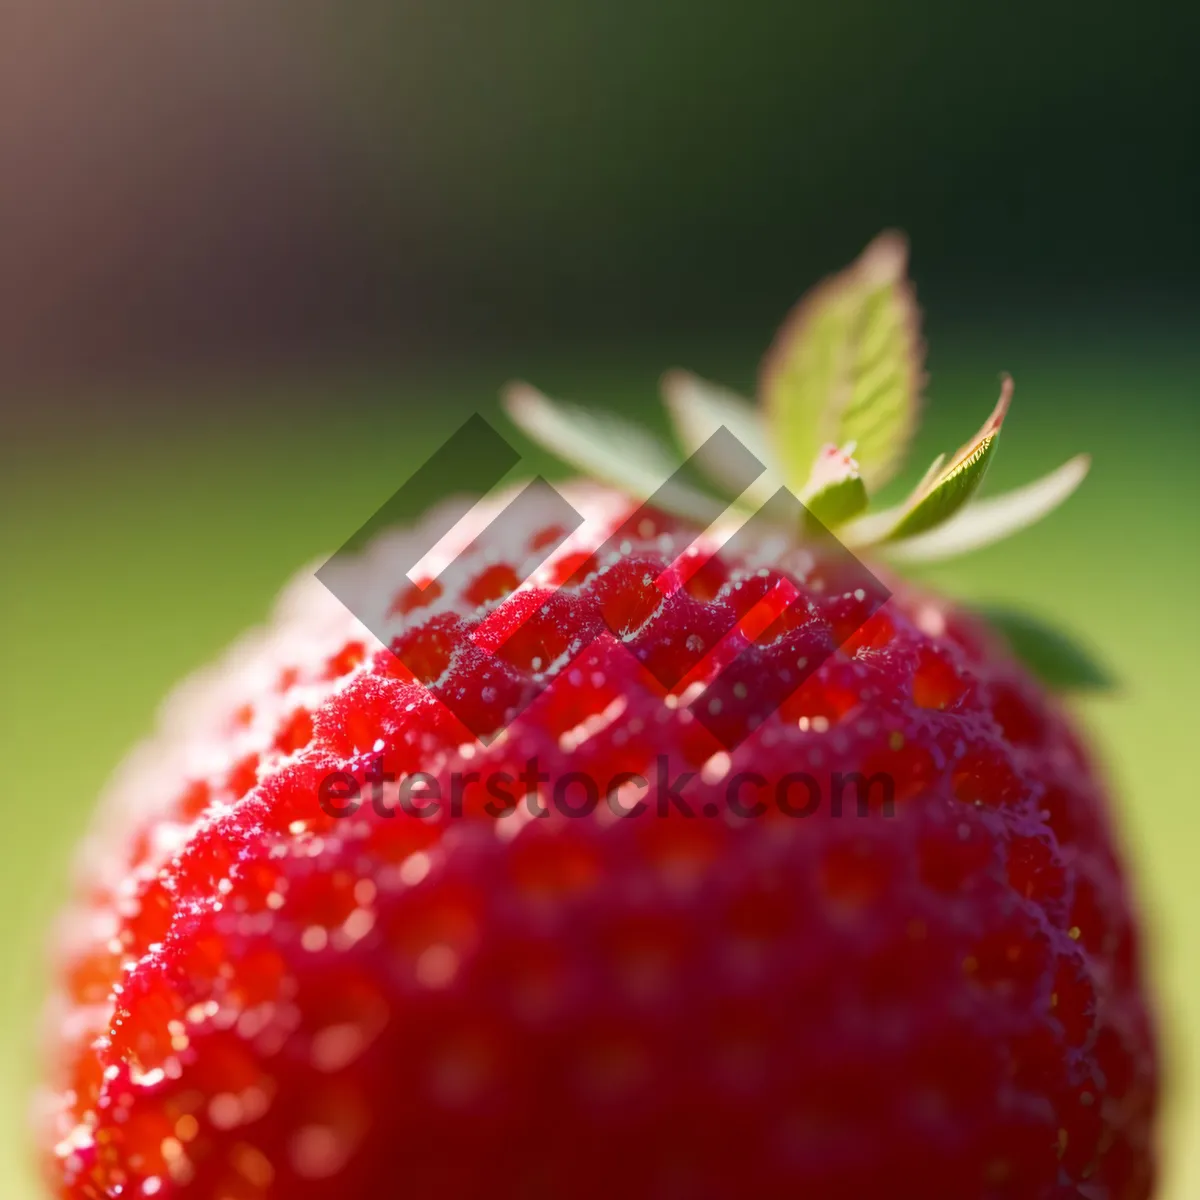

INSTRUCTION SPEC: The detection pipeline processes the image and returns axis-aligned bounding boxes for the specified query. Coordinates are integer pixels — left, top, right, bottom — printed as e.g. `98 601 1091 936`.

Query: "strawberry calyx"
503 234 1108 691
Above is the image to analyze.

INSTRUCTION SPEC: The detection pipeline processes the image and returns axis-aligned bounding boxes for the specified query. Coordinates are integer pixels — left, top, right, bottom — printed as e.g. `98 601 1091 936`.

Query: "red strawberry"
40 236 1157 1200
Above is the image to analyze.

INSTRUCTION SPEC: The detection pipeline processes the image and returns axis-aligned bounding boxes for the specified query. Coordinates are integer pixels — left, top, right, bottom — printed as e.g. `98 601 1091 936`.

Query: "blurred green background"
1 1 1197 1196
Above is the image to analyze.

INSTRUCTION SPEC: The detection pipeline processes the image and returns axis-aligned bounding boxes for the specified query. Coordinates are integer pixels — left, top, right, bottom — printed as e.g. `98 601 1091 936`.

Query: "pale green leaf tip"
660 368 692 398
949 372 1013 470
502 379 547 427
858 229 910 286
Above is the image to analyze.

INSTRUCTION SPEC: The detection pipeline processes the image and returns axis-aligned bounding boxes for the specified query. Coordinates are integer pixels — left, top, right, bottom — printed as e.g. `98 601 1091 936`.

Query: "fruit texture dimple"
40 484 1157 1200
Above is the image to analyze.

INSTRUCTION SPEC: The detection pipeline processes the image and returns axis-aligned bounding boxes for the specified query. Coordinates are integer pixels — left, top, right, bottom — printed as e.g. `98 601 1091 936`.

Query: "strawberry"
40 236 1156 1200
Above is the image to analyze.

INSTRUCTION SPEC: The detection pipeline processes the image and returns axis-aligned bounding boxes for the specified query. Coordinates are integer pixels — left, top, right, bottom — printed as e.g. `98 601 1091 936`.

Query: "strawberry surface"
41 485 1157 1200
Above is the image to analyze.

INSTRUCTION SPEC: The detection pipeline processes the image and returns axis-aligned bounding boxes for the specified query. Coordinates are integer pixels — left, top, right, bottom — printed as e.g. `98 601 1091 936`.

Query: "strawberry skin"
41 486 1156 1200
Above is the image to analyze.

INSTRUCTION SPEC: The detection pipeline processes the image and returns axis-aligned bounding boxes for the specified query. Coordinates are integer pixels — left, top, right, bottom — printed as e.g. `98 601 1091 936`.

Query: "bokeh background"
2 1 1197 1195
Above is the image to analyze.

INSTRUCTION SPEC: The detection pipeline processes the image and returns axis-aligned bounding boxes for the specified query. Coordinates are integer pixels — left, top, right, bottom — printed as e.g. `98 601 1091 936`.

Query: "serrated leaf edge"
760 231 925 493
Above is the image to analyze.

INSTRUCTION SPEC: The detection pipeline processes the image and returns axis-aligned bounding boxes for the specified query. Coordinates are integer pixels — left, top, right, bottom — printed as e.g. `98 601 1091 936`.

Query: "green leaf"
503 382 723 521
884 377 1011 540
660 370 783 513
975 605 1115 690
800 445 869 528
805 473 870 529
845 377 1012 546
883 454 1090 563
760 231 924 493
662 371 772 469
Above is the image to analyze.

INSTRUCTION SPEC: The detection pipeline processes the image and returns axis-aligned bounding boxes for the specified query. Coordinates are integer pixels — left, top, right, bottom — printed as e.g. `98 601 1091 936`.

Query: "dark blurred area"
1 0 1196 406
